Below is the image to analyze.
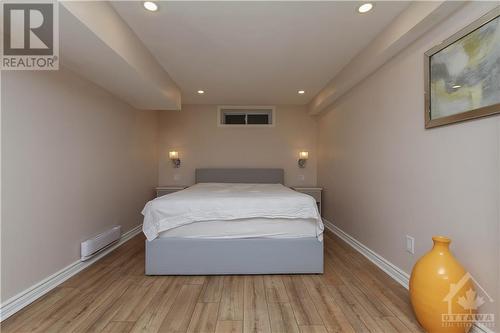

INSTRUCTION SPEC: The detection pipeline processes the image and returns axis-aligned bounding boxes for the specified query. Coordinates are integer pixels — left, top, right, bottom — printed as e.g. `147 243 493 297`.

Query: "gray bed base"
146 237 323 275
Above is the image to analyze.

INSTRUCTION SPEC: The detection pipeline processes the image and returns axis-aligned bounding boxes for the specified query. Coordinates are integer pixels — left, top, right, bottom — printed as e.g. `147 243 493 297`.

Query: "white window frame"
217 106 276 128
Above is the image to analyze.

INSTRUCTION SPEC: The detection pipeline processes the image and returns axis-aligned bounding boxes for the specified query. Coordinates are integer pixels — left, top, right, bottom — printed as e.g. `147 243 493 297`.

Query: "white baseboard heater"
81 225 122 261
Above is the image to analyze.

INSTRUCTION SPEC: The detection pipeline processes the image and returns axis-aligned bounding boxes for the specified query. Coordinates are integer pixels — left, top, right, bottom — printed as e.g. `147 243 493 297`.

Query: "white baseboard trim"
0 224 142 321
322 218 410 289
322 218 496 333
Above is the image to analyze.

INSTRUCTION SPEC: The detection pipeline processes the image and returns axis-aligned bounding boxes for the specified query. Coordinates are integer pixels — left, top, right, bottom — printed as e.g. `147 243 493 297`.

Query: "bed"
142 168 324 275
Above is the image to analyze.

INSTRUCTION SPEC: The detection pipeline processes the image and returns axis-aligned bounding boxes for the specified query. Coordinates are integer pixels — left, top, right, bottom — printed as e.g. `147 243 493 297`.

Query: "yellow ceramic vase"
409 236 473 333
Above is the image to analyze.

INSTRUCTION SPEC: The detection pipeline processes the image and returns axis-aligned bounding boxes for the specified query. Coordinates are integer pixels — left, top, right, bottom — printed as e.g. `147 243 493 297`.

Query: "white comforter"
142 183 323 241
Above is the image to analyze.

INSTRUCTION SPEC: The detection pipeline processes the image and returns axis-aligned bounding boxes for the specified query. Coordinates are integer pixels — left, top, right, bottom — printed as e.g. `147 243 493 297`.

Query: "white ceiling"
112 1 410 105
60 2 181 110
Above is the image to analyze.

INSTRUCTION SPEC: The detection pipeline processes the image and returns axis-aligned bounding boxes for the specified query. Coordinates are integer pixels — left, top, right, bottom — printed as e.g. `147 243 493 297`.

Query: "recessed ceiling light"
357 3 373 14
143 1 158 12
298 90 305 94
197 90 205 94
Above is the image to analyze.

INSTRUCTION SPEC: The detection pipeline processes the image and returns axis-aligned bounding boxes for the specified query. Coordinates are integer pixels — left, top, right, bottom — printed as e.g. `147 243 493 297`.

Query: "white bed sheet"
142 183 322 241
158 218 319 239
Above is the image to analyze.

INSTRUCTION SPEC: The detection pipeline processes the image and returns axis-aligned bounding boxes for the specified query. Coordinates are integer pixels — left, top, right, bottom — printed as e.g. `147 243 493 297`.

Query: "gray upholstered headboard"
195 168 284 184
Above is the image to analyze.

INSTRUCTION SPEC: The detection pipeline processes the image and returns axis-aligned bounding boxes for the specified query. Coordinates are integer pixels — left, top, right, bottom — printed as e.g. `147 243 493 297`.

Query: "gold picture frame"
424 7 500 129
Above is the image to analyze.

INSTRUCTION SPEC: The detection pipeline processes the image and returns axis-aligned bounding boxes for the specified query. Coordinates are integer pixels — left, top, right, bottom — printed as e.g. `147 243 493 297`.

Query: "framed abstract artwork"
424 7 500 128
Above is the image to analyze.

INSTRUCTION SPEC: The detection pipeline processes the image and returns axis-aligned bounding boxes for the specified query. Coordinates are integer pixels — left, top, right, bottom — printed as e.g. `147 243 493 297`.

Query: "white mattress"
143 183 323 241
158 217 320 239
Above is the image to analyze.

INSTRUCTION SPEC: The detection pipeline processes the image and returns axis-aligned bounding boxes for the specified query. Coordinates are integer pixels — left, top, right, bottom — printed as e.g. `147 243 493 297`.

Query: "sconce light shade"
298 151 308 168
169 151 181 168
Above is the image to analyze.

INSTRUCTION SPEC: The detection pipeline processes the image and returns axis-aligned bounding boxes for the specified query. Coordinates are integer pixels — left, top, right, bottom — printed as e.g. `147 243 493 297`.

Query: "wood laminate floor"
1 230 423 333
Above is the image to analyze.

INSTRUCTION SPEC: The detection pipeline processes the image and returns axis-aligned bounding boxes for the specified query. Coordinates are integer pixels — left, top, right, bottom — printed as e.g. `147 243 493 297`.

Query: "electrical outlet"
406 235 415 254
298 174 305 181
173 174 181 181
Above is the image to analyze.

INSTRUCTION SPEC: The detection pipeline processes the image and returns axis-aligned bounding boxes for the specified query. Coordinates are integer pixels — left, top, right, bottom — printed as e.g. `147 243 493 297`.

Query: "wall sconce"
298 151 308 168
169 151 181 168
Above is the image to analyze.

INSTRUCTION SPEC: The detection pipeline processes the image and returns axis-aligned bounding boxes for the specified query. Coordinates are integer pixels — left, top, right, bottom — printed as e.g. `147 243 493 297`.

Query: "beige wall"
1 68 159 302
317 2 499 320
158 105 317 187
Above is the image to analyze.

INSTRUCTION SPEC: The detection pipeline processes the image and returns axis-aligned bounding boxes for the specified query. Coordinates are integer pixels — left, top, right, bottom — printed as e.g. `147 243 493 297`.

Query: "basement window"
218 106 275 127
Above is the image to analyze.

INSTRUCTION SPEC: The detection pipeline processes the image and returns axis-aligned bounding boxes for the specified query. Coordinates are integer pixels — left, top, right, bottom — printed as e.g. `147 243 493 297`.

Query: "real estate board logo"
441 272 495 330
1 1 59 70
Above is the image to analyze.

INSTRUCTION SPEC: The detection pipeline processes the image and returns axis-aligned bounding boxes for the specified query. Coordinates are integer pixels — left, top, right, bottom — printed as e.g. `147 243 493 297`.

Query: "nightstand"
292 187 322 215
155 186 188 198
